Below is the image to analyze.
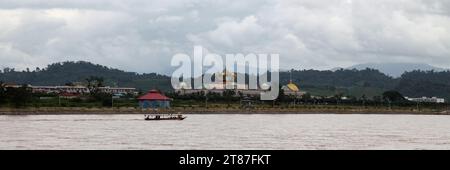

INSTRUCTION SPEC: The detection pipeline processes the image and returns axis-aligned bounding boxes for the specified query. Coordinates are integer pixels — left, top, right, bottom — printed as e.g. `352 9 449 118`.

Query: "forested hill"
278 69 397 98
0 61 171 92
1 61 450 100
396 70 450 99
283 69 395 89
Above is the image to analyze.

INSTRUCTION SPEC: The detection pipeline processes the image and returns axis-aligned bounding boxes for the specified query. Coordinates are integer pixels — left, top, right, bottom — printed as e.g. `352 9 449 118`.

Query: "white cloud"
0 0 449 73
189 15 265 48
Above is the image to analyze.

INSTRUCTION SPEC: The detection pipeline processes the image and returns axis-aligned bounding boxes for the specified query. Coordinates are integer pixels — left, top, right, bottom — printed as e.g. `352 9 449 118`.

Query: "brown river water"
1 114 449 150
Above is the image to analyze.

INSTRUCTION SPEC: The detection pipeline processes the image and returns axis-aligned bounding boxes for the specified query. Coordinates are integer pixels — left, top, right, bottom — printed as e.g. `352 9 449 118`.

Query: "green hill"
1 61 450 100
0 61 171 92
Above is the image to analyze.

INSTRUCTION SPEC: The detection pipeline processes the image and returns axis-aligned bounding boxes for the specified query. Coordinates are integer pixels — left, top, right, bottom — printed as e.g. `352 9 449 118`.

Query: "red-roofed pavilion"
138 90 171 109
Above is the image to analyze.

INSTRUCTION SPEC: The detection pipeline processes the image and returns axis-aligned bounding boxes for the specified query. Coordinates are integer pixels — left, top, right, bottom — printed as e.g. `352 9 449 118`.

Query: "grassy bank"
1 105 449 115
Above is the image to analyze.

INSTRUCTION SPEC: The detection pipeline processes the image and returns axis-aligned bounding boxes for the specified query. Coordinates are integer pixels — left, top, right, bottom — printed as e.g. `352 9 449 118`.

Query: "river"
1 114 449 150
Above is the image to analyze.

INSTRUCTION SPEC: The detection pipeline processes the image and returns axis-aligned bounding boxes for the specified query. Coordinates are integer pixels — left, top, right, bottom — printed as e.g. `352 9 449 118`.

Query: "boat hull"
144 117 186 121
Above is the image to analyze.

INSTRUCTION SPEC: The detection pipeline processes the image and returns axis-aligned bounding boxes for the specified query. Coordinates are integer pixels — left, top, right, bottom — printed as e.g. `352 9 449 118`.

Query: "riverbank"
0 107 449 115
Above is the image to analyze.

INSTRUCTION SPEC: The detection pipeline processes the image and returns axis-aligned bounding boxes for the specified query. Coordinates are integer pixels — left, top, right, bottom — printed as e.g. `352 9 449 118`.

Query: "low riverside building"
32 85 89 94
32 85 136 95
405 97 445 103
4 84 137 95
98 87 137 94
175 71 307 99
175 85 270 98
3 83 22 88
176 83 306 98
175 71 266 97
138 90 172 109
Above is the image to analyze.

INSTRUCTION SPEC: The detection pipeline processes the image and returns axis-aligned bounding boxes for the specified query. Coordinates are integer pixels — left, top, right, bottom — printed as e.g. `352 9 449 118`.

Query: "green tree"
361 94 367 107
223 90 236 103
86 76 104 95
334 93 344 105
301 93 312 101
276 86 285 101
0 81 6 105
382 90 406 103
6 84 32 108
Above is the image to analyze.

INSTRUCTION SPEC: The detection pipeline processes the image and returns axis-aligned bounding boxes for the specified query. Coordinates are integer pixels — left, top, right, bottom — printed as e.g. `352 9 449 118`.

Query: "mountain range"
346 63 448 77
1 61 450 100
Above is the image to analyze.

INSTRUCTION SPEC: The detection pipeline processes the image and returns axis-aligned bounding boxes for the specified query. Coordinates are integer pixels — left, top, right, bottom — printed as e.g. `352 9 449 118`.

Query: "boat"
144 113 186 121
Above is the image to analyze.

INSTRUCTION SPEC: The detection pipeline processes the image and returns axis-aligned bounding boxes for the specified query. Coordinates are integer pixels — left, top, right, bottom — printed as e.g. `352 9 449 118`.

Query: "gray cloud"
0 0 449 74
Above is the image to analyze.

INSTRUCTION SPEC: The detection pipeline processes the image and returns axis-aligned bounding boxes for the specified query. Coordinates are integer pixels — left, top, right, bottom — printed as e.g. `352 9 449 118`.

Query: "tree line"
1 61 450 100
0 78 137 108
0 83 32 108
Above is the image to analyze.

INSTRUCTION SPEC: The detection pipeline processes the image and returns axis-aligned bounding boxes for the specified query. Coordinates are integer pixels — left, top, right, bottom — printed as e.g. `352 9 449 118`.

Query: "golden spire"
287 70 300 92
289 69 293 84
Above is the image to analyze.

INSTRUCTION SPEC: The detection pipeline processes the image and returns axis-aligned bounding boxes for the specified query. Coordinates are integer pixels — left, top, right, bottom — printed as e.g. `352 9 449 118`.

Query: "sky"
0 0 449 74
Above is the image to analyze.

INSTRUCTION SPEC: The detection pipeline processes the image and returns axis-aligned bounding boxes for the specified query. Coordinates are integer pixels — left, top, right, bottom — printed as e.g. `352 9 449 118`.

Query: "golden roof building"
285 82 300 92
282 80 306 97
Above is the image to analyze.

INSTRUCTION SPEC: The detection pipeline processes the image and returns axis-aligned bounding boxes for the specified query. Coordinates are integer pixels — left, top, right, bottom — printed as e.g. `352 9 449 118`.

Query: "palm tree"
86 76 104 95
0 81 6 104
0 81 5 90
361 94 367 108
334 93 343 105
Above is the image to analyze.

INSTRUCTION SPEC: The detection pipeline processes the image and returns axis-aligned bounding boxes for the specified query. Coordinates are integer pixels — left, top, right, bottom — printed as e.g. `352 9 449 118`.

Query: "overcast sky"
0 0 449 74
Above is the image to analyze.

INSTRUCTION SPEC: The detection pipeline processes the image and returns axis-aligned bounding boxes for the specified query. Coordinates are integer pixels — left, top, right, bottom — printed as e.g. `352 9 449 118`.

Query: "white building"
176 71 308 98
31 85 136 95
175 71 270 97
32 85 89 94
405 97 445 103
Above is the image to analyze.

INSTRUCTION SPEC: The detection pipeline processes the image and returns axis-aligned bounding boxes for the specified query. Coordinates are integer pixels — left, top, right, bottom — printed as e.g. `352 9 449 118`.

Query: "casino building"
175 71 306 99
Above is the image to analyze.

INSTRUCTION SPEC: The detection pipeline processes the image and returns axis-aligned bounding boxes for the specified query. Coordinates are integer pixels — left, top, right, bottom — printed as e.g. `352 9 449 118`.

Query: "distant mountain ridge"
0 61 172 92
347 63 448 77
1 61 450 100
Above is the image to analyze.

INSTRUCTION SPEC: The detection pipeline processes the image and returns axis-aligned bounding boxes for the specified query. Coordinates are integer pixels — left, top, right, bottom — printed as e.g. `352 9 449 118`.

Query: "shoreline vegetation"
2 64 450 116
1 106 449 115
2 83 450 116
